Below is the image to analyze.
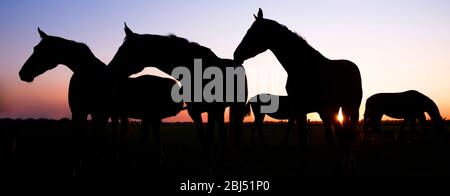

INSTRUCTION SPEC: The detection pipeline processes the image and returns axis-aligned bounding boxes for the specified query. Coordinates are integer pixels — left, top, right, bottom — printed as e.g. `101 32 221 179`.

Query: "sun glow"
337 108 344 123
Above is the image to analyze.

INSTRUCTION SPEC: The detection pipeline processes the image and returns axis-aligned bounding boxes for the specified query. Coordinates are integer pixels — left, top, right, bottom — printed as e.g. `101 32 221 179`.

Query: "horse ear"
38 27 47 38
257 8 263 19
124 22 134 37
253 14 258 20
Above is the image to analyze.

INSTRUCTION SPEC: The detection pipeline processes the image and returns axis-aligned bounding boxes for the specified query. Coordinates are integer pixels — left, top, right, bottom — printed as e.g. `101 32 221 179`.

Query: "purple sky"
1 0 450 121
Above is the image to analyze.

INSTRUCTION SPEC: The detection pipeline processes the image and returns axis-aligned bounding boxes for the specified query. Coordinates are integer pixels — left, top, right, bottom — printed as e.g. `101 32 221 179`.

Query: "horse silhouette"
234 9 363 167
107 24 249 158
18 29 184 163
363 90 445 143
250 94 296 145
112 75 183 162
19 28 109 135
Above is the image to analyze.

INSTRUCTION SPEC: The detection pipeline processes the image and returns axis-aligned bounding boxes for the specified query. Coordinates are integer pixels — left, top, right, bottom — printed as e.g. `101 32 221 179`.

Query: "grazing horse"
18 29 184 162
250 94 296 144
363 90 445 142
107 25 249 157
234 9 363 167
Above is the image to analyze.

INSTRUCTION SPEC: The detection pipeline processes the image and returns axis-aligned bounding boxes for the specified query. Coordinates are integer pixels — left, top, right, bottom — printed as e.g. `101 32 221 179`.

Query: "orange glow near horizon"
337 108 344 124
1 1 450 122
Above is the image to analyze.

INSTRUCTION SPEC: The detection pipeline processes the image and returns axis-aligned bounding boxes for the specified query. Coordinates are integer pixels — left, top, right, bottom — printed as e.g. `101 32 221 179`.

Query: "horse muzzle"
19 71 34 82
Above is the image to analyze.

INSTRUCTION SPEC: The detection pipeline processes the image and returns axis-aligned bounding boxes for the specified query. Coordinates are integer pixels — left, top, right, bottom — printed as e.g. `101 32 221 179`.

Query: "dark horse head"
19 28 62 82
108 23 218 79
234 8 282 64
108 23 161 79
19 28 97 82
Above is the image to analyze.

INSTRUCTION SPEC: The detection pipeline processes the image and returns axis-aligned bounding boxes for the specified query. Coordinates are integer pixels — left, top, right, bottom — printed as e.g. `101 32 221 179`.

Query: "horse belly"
267 112 291 120
68 75 105 114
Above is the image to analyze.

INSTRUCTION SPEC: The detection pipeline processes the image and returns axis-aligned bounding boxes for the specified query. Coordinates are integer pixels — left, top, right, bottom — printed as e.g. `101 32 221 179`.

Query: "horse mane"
132 33 218 60
49 36 106 69
167 34 194 45
49 36 91 53
166 34 218 59
268 19 327 61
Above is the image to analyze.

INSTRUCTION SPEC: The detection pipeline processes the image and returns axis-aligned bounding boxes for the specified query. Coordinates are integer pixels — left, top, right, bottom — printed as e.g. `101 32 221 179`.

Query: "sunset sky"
1 0 450 122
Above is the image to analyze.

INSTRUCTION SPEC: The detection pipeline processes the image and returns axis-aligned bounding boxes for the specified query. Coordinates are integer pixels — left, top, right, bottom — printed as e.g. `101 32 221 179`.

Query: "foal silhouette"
18 29 183 162
108 24 249 158
363 90 445 142
234 9 363 167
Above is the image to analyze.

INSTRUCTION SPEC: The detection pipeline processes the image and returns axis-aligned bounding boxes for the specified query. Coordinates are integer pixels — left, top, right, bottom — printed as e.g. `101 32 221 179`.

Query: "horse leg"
71 111 88 176
295 113 308 170
395 119 403 142
249 102 266 145
230 103 246 146
282 118 294 146
417 113 428 141
116 115 129 155
362 115 370 143
206 111 216 154
216 109 227 150
252 115 263 144
229 102 247 168
202 110 219 172
119 115 128 136
372 115 383 143
91 113 102 157
188 108 211 170
340 105 360 170
71 111 88 141
318 112 336 151
408 117 417 143
296 114 307 149
151 118 164 165
256 119 267 147
215 108 228 173
140 118 150 147
307 119 313 139
111 114 119 143
92 113 108 150
363 112 379 143
251 103 263 144
252 110 267 146
341 105 359 144
188 109 205 148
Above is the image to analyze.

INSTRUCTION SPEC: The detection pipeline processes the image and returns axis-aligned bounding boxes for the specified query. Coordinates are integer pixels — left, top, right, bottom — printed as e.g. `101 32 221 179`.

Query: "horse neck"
64 48 105 76
270 30 328 74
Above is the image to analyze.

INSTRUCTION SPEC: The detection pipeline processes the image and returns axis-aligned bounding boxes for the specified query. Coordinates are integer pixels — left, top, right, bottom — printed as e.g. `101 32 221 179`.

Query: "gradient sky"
1 0 450 122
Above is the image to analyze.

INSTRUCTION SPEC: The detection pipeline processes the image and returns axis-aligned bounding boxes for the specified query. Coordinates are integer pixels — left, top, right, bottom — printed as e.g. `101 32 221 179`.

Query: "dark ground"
1 119 450 183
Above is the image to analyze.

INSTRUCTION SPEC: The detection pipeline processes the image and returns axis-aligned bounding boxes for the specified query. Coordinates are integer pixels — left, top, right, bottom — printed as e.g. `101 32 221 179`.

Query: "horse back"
365 90 431 119
286 59 362 107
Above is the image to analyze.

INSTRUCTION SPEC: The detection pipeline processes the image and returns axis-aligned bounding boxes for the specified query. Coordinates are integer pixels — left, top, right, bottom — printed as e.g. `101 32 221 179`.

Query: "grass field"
1 118 450 178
